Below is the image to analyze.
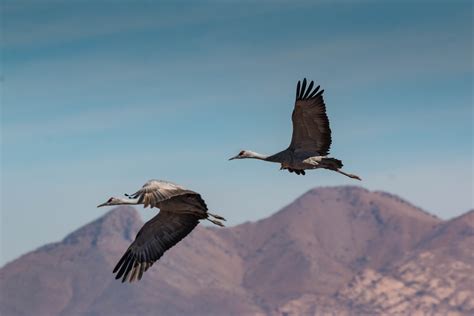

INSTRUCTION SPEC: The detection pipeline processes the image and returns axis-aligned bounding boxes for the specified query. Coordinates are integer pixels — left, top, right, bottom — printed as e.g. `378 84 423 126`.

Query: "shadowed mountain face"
0 186 472 316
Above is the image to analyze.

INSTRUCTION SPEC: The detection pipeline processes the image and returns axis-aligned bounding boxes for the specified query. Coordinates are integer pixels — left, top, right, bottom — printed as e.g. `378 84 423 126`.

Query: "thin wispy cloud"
3 3 218 48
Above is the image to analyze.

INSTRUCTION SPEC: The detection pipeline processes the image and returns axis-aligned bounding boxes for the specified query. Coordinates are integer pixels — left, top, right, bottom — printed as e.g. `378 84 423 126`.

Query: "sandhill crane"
97 180 226 283
229 78 361 180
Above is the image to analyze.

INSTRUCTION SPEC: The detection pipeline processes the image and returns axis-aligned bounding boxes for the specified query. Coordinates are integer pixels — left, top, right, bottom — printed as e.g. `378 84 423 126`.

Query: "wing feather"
126 180 197 208
299 78 307 99
288 79 332 157
113 210 201 282
303 81 314 99
307 85 320 99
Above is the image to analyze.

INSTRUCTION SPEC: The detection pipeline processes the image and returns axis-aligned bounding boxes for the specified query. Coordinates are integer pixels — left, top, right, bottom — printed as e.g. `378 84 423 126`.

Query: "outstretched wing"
113 210 201 282
126 180 197 208
288 78 332 157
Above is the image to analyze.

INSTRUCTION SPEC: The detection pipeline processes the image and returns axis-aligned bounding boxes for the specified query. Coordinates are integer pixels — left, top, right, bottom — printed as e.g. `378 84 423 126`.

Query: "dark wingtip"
317 89 325 96
303 81 314 99
299 78 307 99
307 85 321 99
121 260 134 283
113 251 130 273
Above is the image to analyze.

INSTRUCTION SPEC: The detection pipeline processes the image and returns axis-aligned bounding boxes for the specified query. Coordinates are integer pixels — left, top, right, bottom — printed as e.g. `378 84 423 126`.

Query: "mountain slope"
336 210 474 315
0 186 470 316
217 186 440 312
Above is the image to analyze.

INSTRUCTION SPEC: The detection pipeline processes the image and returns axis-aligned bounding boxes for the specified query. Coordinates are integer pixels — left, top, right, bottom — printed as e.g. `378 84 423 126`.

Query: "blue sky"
1 0 472 266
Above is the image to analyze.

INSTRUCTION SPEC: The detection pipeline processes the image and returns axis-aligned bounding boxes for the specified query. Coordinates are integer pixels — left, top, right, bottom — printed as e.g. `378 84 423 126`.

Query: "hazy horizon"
1 0 472 266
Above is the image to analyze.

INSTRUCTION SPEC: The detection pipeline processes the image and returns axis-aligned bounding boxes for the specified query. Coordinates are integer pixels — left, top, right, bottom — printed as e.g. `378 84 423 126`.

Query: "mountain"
336 209 474 315
0 186 472 315
218 186 441 313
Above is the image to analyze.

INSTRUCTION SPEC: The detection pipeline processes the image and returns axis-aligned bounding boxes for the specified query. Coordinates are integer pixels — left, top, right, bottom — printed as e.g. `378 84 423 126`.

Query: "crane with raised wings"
97 180 225 283
229 78 361 180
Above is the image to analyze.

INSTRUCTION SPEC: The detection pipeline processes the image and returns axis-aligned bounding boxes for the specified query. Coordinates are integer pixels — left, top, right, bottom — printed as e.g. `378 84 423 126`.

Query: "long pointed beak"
97 202 108 208
228 155 238 161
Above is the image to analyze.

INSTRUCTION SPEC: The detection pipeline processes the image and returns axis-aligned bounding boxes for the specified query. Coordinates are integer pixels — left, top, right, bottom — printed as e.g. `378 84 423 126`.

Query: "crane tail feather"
208 212 226 221
207 218 225 227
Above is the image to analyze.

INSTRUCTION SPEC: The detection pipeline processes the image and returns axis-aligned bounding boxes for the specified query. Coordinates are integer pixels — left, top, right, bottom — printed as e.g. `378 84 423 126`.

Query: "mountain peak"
62 206 143 246
296 186 439 223
306 185 368 196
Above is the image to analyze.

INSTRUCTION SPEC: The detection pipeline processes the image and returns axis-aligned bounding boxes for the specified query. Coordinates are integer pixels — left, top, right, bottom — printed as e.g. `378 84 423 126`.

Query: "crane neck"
246 151 270 161
113 197 140 205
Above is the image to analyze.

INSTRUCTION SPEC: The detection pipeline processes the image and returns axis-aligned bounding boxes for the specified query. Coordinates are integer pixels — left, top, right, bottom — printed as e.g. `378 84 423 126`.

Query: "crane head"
229 150 250 160
97 197 122 208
